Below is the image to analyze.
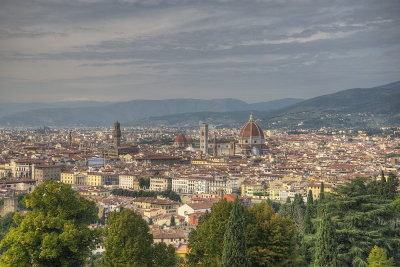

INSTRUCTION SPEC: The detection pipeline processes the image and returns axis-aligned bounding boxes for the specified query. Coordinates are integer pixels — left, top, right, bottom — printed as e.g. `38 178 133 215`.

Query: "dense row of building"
1 118 399 256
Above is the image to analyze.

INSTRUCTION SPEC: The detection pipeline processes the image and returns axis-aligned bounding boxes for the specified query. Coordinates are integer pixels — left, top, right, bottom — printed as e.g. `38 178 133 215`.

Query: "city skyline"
0 0 399 103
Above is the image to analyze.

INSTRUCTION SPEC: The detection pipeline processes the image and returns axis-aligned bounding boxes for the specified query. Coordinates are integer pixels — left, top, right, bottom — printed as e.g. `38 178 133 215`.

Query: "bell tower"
113 121 121 149
200 123 208 155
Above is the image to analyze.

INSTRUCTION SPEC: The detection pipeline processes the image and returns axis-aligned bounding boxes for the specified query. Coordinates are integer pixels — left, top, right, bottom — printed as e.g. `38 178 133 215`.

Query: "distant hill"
261 81 400 129
129 81 400 129
0 101 111 118
2 80 398 128
0 98 302 127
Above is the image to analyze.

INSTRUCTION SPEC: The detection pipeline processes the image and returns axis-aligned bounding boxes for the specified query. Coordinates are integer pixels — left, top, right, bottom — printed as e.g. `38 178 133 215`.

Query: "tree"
222 197 248 267
17 194 27 210
307 189 314 205
170 215 176 227
104 209 153 267
317 182 325 218
291 193 306 234
386 173 399 200
139 177 150 189
245 202 298 266
303 204 313 235
301 191 316 265
187 199 234 266
0 180 100 267
314 215 337 267
152 242 177 267
325 178 400 266
379 171 386 197
367 246 395 267
319 182 325 200
0 212 16 255
266 198 281 213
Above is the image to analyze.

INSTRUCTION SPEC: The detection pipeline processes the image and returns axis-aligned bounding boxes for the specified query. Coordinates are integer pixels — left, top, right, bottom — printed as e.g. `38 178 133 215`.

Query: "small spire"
249 112 254 122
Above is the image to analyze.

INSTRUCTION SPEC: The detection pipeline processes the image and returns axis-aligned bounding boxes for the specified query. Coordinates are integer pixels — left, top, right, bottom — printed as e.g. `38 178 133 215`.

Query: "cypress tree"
307 189 314 205
317 182 325 218
380 171 386 197
314 215 337 267
170 215 176 226
319 182 325 201
222 197 248 267
303 204 313 235
386 173 399 200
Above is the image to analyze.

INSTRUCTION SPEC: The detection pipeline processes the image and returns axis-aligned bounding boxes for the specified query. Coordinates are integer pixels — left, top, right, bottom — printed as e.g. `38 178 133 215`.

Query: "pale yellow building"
150 177 172 192
241 180 267 197
306 182 333 200
87 172 118 186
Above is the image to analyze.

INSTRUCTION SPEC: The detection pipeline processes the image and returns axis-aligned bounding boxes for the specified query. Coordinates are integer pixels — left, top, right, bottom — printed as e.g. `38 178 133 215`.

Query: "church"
198 113 268 156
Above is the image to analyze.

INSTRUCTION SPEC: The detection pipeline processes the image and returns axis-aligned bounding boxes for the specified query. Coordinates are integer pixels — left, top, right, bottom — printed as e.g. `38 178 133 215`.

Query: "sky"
0 0 399 103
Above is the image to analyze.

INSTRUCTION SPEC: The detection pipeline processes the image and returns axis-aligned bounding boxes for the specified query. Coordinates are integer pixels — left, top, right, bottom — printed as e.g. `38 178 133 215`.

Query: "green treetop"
314 215 338 267
307 189 314 205
0 180 100 267
245 201 298 266
103 209 153 267
222 197 248 267
170 215 176 227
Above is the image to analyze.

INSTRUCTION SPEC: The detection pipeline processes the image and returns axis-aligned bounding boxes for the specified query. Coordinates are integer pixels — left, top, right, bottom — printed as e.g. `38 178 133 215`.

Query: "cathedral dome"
239 113 264 138
174 134 187 145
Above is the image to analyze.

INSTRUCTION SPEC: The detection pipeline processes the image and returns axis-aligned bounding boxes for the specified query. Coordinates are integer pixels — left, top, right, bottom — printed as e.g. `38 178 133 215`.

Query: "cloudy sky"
0 0 399 103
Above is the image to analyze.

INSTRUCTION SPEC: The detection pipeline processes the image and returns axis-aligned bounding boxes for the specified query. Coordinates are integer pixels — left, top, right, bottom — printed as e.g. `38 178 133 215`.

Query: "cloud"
0 0 399 102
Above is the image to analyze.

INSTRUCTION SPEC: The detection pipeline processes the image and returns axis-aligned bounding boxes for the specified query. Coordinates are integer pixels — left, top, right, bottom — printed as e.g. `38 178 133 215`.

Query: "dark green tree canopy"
245 202 298 266
323 177 400 266
188 199 298 267
0 180 100 267
104 209 153 267
222 198 248 267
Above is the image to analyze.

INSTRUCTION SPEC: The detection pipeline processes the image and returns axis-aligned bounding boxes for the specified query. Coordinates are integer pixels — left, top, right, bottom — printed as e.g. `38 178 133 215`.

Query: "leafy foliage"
245 202 298 266
222 198 248 267
139 177 150 189
188 199 298 266
367 245 395 267
104 209 153 266
0 180 100 267
0 212 16 252
152 242 177 267
323 178 400 266
170 215 176 227
314 215 338 267
187 199 234 266
104 209 176 267
17 194 27 210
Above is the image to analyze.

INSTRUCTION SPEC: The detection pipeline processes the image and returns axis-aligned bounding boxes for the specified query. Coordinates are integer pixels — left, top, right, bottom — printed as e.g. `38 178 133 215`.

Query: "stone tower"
68 131 72 147
113 121 121 149
200 123 208 155
230 141 236 157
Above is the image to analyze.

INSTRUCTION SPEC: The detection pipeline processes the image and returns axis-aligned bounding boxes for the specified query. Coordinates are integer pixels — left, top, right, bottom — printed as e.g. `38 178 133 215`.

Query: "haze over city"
1 0 399 103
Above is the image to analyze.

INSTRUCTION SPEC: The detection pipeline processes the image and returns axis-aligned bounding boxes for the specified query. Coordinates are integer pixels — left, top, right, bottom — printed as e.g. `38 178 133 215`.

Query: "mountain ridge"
127 81 400 129
0 98 302 127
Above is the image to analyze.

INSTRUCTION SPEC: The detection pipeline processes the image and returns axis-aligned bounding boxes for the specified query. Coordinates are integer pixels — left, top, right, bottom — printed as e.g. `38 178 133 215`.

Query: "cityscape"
1 0 400 266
